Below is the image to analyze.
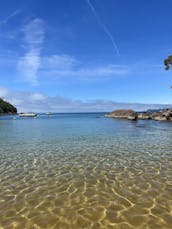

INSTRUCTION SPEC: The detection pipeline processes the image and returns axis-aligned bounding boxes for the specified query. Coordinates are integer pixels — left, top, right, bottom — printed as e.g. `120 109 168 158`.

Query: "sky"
0 0 172 112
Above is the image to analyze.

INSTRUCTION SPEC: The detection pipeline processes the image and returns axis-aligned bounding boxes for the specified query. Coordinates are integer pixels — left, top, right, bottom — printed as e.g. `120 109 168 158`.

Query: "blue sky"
0 0 172 112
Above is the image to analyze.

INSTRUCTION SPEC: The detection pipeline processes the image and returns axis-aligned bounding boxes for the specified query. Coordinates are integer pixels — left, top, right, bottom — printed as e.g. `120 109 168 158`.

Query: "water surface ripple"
0 113 172 228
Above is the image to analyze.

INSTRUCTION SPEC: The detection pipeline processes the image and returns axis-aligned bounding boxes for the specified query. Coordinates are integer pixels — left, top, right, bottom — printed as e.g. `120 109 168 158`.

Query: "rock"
128 116 137 120
151 110 171 121
163 109 172 120
139 109 172 121
138 112 151 120
106 108 172 122
153 116 167 121
106 109 137 120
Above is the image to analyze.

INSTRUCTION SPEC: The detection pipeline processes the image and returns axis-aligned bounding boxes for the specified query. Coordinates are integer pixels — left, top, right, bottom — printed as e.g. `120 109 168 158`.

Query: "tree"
0 98 17 114
164 55 172 70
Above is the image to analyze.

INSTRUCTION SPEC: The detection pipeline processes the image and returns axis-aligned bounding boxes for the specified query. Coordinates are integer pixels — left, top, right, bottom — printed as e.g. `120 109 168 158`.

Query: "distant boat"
18 113 37 117
45 112 53 115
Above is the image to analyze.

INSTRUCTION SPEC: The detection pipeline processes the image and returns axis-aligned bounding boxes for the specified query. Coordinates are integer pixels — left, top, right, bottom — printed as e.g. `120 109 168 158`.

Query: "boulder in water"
105 109 137 120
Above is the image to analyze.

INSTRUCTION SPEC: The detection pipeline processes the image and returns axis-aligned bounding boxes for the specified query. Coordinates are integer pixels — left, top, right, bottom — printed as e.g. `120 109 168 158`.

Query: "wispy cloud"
22 18 45 47
17 18 45 85
18 50 41 85
16 17 123 85
86 0 120 56
16 50 165 83
42 54 77 70
40 54 128 80
0 9 21 25
49 64 128 80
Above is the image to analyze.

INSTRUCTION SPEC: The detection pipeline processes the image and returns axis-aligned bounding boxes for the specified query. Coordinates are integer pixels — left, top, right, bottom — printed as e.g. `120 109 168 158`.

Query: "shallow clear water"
0 113 172 228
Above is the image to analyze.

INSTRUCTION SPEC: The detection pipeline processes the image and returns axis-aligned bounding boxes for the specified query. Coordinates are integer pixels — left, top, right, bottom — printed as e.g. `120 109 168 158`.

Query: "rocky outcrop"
105 109 137 120
150 109 172 121
138 112 151 120
106 109 172 121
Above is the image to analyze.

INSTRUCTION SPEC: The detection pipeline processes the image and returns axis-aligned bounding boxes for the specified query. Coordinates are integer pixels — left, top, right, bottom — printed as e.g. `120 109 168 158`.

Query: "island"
0 98 17 114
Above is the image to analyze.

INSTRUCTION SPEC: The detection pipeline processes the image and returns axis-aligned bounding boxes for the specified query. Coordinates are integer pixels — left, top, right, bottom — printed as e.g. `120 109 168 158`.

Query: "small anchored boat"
45 112 53 115
18 113 37 117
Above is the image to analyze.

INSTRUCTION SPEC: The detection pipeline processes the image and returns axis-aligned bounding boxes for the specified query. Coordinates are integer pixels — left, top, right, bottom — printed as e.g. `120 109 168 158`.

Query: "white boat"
18 113 37 117
45 112 53 115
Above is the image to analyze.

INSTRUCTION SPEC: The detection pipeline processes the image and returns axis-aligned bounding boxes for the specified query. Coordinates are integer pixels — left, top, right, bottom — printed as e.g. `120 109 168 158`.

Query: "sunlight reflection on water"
0 113 172 228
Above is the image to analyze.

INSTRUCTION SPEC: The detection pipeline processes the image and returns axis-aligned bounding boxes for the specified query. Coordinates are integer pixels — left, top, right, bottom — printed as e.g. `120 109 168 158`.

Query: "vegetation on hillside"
0 98 17 114
164 55 172 70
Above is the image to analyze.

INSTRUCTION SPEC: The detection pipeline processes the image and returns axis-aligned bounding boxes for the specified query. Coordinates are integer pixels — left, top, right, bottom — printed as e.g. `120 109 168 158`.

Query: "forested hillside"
0 98 17 114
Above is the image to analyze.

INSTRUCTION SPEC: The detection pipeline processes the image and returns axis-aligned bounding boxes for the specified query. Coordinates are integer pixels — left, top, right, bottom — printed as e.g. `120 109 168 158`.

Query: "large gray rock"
106 109 137 120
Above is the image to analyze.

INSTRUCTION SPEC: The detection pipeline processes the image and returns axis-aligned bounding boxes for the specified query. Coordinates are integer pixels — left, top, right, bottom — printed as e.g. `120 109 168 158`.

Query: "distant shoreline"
0 113 17 116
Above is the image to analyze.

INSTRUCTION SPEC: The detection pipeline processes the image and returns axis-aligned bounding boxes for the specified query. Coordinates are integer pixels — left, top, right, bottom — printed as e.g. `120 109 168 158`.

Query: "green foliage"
0 98 17 114
164 55 172 70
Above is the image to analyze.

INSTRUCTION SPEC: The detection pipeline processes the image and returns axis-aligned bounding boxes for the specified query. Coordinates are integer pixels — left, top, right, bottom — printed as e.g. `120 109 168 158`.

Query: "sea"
0 113 172 228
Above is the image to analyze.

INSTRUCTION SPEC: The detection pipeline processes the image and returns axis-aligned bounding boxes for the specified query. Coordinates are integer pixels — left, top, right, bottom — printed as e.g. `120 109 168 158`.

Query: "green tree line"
164 55 172 70
0 98 17 114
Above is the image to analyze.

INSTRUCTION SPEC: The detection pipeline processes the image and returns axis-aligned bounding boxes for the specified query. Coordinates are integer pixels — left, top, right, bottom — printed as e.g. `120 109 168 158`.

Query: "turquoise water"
0 113 172 228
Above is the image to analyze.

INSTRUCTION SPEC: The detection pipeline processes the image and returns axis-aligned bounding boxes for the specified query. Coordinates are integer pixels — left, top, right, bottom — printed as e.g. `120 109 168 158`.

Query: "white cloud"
29 92 46 101
2 88 172 113
16 18 127 85
17 18 45 85
18 49 40 85
42 54 77 70
40 55 128 80
17 51 128 84
76 65 128 78
23 18 44 47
